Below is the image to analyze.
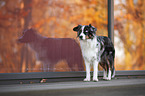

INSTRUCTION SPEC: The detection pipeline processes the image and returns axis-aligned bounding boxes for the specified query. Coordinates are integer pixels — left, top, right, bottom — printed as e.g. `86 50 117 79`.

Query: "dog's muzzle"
79 36 83 40
78 35 94 40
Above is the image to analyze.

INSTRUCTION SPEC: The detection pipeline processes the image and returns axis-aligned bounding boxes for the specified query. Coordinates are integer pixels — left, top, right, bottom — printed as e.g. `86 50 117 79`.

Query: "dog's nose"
79 36 83 40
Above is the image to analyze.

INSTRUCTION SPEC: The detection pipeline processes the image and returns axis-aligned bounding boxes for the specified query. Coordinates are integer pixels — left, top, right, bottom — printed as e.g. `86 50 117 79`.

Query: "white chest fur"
80 37 99 63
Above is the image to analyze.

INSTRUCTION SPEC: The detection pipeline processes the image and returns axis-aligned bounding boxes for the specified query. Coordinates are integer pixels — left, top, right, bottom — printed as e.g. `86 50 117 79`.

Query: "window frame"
0 0 144 85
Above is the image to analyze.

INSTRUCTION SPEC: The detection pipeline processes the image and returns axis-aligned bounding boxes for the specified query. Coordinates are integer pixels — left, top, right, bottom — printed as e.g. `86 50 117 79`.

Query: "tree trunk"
20 0 32 72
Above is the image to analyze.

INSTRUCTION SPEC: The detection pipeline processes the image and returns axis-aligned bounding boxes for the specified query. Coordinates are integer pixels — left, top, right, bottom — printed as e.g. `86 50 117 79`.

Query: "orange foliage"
0 0 144 73
114 0 145 70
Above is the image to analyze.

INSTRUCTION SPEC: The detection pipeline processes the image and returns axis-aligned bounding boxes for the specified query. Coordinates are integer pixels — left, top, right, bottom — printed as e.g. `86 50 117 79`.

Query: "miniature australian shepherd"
73 24 115 81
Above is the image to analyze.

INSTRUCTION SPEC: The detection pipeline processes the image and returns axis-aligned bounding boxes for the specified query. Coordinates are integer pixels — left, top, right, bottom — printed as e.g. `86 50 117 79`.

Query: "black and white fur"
73 24 115 81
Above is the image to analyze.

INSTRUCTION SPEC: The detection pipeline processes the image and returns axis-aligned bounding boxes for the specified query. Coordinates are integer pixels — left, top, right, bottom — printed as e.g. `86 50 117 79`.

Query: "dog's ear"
89 24 92 27
73 25 82 32
89 24 97 32
93 27 97 32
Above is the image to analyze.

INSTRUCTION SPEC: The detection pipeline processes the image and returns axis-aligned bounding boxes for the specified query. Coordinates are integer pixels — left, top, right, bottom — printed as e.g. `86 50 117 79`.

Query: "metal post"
108 0 114 44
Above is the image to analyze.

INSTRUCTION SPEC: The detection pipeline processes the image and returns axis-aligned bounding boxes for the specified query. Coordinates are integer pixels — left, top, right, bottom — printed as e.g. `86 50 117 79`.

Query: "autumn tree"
0 0 109 73
1 0 143 73
0 0 23 72
114 0 145 70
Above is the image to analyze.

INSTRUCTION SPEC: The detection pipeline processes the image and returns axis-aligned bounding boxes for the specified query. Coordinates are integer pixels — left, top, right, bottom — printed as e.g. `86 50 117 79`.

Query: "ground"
0 78 145 96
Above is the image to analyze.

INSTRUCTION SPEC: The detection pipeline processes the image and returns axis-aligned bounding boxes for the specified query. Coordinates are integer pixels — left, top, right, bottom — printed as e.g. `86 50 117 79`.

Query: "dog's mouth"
86 34 94 39
78 35 94 40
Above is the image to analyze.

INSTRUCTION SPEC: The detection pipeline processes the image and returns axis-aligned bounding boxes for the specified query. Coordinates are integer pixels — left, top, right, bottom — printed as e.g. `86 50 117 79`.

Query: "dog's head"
73 24 97 40
17 28 37 43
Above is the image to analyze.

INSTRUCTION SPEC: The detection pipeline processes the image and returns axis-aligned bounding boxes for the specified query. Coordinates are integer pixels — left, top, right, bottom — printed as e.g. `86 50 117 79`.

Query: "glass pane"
114 0 145 70
0 0 107 73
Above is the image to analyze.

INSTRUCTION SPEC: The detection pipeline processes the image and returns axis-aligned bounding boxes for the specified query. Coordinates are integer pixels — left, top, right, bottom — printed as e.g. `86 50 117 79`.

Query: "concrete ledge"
0 78 145 96
1 70 145 85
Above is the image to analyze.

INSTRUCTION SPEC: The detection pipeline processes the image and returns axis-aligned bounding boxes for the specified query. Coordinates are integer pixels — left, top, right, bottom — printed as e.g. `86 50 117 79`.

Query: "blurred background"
0 0 144 73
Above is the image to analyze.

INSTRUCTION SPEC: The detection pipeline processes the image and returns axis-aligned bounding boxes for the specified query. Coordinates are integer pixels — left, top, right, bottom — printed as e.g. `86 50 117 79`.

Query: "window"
0 0 107 73
0 0 144 74
114 0 145 70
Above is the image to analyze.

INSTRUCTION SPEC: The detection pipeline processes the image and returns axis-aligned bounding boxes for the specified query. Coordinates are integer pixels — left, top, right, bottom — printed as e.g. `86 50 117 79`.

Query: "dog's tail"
111 66 115 78
111 48 115 78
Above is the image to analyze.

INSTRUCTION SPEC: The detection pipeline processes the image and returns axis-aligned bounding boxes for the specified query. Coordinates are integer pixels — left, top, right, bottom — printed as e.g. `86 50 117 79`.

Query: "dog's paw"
93 78 99 82
83 78 91 82
103 77 111 81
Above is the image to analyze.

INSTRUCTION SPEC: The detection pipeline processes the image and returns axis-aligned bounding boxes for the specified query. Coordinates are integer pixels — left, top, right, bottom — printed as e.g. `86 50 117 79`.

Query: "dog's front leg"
84 61 91 82
93 60 99 82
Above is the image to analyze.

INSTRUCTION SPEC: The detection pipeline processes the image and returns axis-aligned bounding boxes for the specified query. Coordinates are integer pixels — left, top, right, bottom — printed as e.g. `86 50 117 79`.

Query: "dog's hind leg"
107 61 112 80
103 60 111 80
108 68 112 80
103 68 111 80
111 66 115 78
103 69 107 80
109 56 115 78
111 59 115 78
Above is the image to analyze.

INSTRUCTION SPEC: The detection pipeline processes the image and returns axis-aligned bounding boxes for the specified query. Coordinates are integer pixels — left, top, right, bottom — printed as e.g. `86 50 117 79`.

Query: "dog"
73 24 115 81
17 28 84 72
